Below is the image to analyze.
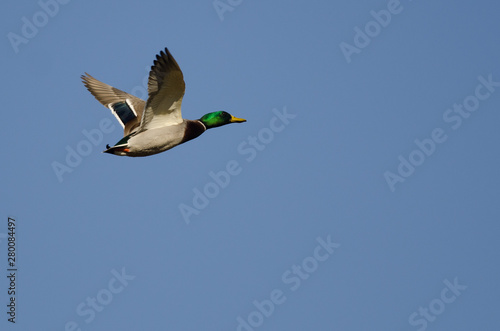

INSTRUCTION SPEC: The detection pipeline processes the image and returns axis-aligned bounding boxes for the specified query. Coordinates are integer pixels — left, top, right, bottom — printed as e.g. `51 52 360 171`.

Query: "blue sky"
1 0 500 330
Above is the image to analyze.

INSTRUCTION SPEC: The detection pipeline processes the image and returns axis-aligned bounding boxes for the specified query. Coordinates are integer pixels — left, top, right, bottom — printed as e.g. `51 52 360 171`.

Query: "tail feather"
103 144 129 156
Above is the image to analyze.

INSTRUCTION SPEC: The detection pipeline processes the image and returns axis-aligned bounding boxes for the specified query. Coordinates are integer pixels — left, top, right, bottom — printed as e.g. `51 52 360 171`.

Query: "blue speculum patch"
112 102 136 125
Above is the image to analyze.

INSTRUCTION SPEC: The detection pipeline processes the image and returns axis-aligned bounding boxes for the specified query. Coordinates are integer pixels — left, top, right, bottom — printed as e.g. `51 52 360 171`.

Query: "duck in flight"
81 47 246 157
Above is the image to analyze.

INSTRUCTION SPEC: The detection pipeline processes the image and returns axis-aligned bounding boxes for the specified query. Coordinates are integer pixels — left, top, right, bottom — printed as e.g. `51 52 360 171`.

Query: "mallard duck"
81 47 246 157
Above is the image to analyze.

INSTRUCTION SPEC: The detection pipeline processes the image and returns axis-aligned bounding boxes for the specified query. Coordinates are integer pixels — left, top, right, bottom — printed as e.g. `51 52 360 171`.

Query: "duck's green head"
199 111 246 129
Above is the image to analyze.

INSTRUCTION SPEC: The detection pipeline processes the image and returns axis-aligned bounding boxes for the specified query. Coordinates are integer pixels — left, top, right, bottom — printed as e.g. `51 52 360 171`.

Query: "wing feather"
138 48 185 131
81 73 146 136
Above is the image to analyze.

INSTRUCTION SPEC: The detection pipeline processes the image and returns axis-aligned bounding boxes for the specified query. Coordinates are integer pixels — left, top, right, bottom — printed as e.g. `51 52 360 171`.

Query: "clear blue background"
1 0 500 330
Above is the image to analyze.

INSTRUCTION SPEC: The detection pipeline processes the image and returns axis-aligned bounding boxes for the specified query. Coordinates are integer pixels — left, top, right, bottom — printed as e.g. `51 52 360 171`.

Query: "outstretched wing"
81 73 146 136
138 48 185 132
